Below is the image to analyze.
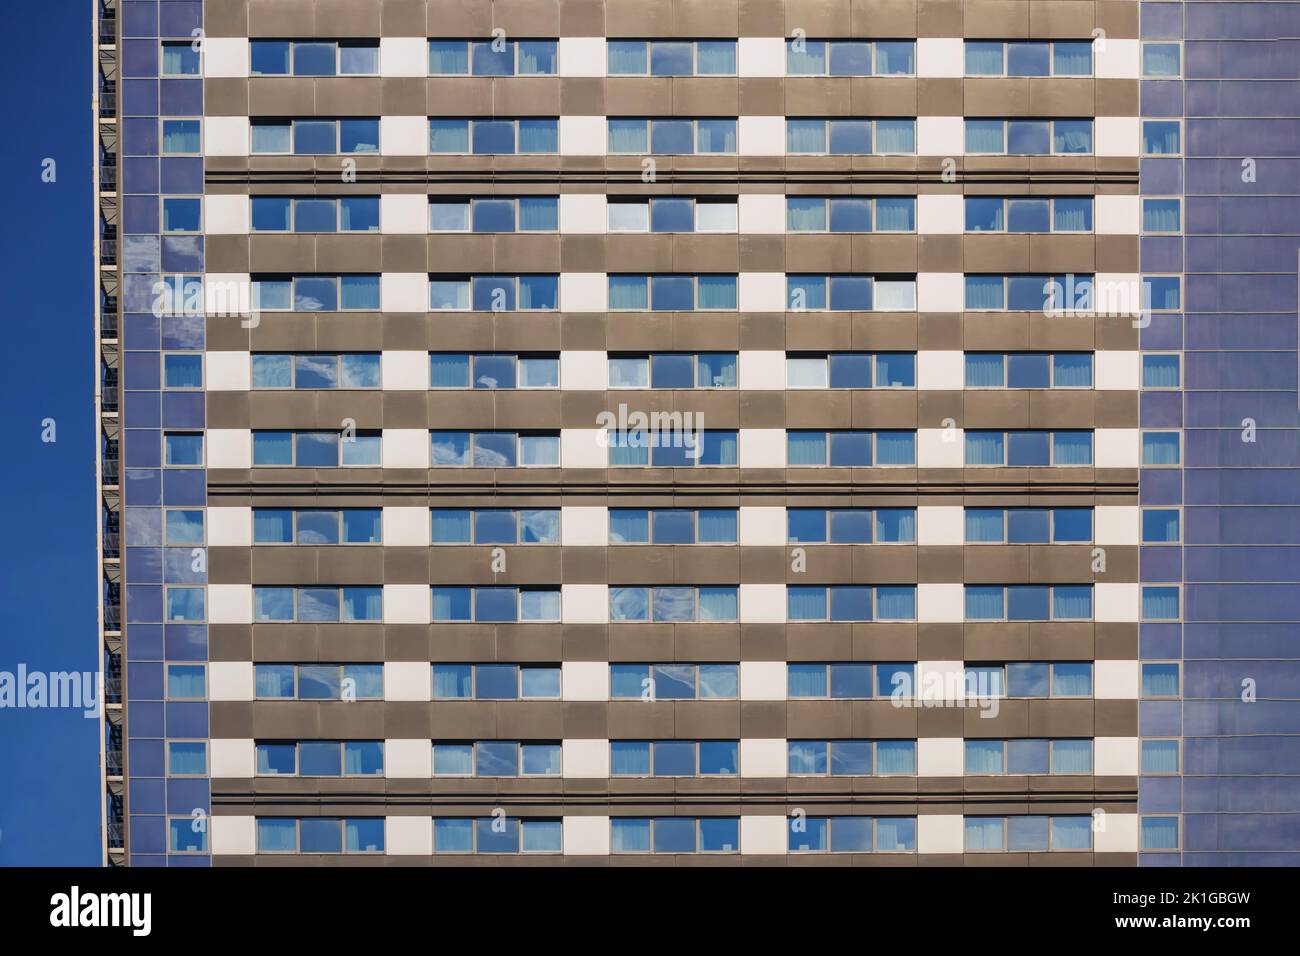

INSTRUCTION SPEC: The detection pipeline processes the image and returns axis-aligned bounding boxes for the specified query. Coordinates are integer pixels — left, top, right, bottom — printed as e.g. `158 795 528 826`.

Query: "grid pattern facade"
100 0 1168 864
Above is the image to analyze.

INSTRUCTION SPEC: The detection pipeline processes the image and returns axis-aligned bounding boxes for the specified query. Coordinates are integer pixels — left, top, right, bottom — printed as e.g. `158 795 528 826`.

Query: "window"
964 816 1093 851
787 508 916 544
607 430 738 467
610 664 739 700
253 586 383 623
786 39 916 76
964 585 1094 621
430 587 561 622
252 430 382 467
788 663 917 699
166 663 206 699
432 741 562 777
250 197 380 232
786 275 917 311
252 275 380 311
785 353 916 388
165 586 205 622
428 39 558 75
608 508 738 544
250 119 379 155
964 119 1093 154
165 509 205 545
1142 42 1181 78
429 431 560 467
1144 275 1181 311
611 817 740 854
788 740 917 776
251 353 381 389
254 664 383 700
608 40 738 76
964 197 1093 233
1142 586 1181 621
607 353 738 388
428 196 559 233
787 430 918 466
1142 120 1181 156
252 508 382 545
606 197 739 233
1141 739 1180 774
607 275 737 311
428 274 559 311
256 818 385 854
789 817 917 853
964 663 1094 698
610 741 738 777
785 118 916 154
433 818 563 854
161 42 202 75
787 585 918 622
608 586 739 622
255 741 384 777
166 740 207 776
964 507 1093 544
168 818 208 853
1141 816 1180 851
430 353 560 389
964 739 1093 774
431 508 560 545
964 40 1093 76
161 118 201 154
432 664 561 700
163 432 203 466
161 197 201 233
1142 663 1181 699
1142 431 1181 466
427 118 558 154
964 352 1093 388
607 118 738 154
964 430 1093 466
162 353 203 389
1142 353 1181 389
251 40 381 76
1142 508 1181 544
785 196 917 232
1142 198 1181 234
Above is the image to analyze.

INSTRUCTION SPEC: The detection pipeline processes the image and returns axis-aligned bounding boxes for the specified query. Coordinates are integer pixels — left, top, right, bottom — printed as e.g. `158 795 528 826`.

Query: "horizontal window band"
209 790 1137 808
206 479 1140 498
204 169 1139 188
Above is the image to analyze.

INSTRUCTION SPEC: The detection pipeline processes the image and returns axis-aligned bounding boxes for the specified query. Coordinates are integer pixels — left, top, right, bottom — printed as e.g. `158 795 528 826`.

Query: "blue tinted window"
1006 353 1051 388
651 119 694 154
1007 199 1050 233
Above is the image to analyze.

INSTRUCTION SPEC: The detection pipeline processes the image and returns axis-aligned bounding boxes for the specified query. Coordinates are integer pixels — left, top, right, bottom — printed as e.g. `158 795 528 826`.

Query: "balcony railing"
99 93 116 118
100 314 118 339
99 164 116 191
102 389 119 413
100 243 117 266
105 750 122 776
104 677 122 704
99 18 116 44
103 532 120 559
102 456 119 485
107 822 124 849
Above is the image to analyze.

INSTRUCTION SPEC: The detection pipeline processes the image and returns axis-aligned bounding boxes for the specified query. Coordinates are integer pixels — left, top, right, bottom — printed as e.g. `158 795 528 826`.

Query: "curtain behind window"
428 42 468 74
965 121 1004 153
874 120 915 154
875 586 916 620
787 432 827 465
965 353 1004 387
786 120 825 153
965 276 1004 309
965 818 1003 851
965 431 1004 465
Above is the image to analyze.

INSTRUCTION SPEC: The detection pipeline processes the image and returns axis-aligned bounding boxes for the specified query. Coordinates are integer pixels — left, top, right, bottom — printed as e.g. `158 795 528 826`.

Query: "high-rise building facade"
90 0 1297 866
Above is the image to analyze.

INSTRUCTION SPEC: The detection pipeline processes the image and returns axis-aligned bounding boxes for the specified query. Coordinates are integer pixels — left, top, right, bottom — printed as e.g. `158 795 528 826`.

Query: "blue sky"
0 0 101 865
